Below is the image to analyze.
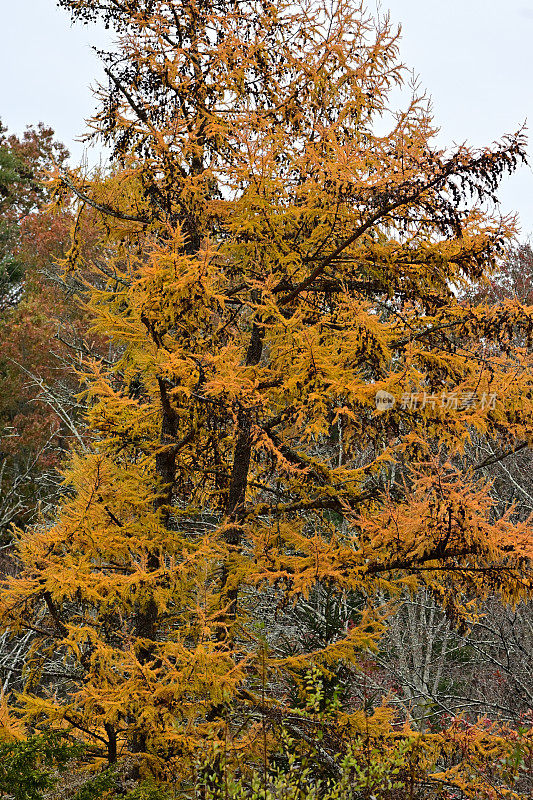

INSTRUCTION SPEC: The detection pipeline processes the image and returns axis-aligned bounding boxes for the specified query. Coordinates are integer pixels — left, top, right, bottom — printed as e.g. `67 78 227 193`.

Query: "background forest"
0 1 531 799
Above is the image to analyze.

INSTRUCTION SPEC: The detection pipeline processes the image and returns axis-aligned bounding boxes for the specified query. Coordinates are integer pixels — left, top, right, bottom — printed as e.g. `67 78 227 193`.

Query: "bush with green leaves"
0 733 81 800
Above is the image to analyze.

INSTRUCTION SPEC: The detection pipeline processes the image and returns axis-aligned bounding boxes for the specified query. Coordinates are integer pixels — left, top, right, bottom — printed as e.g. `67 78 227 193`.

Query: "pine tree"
1 0 532 794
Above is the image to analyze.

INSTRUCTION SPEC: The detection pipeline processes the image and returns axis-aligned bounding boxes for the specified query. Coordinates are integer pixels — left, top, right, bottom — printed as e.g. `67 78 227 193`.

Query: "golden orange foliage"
0 0 531 795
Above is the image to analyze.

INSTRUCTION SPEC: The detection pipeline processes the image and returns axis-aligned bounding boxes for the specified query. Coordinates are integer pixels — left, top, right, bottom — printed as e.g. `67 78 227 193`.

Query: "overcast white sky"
1 0 533 235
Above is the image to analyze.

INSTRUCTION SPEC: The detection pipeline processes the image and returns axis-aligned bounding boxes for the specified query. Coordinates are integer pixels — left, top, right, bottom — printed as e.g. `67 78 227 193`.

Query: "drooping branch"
59 172 149 224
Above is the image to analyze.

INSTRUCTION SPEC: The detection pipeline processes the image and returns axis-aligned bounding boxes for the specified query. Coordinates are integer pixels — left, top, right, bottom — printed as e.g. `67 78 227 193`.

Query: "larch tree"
0 0 532 796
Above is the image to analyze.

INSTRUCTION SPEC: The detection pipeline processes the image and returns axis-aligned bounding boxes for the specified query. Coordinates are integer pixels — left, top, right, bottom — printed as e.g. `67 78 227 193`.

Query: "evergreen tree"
0 1 531 795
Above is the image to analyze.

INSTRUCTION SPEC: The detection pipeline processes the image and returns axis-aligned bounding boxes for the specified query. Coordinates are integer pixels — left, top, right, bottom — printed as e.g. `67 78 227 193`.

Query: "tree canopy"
0 1 531 797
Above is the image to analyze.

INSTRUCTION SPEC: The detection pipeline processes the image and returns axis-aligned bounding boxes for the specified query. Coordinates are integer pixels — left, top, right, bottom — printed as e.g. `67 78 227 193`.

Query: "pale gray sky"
1 0 533 234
